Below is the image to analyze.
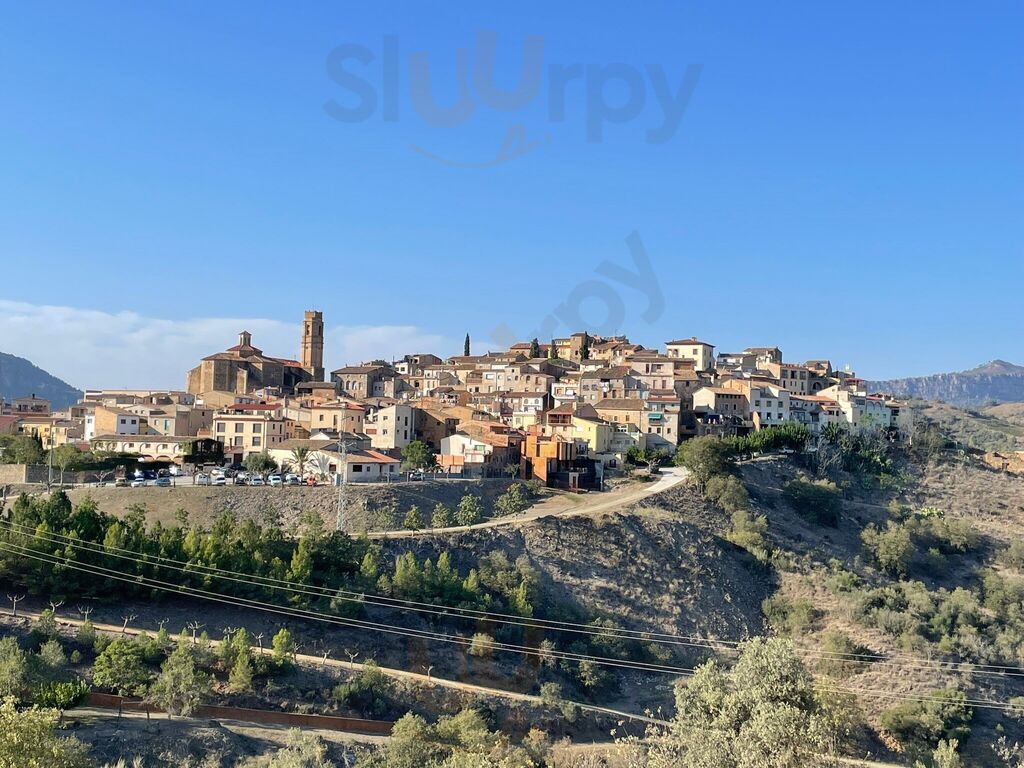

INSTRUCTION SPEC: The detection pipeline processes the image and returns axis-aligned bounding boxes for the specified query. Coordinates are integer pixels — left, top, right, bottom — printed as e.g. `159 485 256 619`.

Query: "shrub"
332 661 392 718
782 479 842 526
402 505 424 531
1000 540 1024 570
862 522 914 577
727 510 769 562
468 633 495 658
880 687 972 756
705 474 749 513
816 631 868 678
74 620 96 649
762 595 817 636
33 678 90 708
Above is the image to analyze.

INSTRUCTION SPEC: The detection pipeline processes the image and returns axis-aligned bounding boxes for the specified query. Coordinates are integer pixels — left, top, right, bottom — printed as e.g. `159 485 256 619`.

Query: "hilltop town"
0 310 915 486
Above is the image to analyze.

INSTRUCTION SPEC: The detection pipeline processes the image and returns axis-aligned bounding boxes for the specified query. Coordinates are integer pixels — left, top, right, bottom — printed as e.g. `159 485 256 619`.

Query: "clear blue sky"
1 2 1021 383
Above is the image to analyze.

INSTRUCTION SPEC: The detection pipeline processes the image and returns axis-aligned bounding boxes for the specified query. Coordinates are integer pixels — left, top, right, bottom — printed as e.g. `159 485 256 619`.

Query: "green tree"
548 338 557 359
243 452 277 475
92 638 149 696
618 638 846 768
147 642 211 716
455 494 483 526
0 638 27 700
402 505 424 531
528 338 541 359
50 445 83 485
493 484 530 517
674 436 735 490
0 434 45 465
228 652 254 693
0 697 94 768
463 333 471 357
432 503 455 528
400 440 435 473
271 629 296 668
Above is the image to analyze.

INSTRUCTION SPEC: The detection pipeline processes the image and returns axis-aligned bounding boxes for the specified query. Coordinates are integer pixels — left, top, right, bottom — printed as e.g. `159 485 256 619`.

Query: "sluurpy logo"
324 32 702 167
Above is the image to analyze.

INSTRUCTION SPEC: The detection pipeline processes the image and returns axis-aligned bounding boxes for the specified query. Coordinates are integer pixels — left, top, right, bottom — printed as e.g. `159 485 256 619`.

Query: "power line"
0 539 1017 713
2 518 1020 680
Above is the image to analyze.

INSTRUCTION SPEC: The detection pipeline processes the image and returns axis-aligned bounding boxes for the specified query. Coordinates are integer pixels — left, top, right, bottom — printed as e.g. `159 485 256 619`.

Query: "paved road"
368 466 690 540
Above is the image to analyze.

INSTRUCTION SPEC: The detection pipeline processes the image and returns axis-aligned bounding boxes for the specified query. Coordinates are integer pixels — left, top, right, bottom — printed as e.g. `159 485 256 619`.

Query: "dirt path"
368 467 690 540
4 608 666 727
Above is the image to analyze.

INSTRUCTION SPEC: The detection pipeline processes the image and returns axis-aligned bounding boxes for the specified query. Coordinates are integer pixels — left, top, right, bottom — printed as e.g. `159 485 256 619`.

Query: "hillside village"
0 310 917 486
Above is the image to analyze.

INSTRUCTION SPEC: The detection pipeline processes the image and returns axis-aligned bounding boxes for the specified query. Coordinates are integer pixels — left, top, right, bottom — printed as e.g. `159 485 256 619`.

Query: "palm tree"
290 446 310 478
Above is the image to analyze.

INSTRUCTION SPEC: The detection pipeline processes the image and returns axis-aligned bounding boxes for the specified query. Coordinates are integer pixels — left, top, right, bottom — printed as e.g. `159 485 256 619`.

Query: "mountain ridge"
866 359 1024 407
0 350 82 410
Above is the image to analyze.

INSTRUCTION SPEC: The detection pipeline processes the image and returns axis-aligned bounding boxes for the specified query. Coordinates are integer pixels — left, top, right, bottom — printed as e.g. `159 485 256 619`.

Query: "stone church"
186 310 324 397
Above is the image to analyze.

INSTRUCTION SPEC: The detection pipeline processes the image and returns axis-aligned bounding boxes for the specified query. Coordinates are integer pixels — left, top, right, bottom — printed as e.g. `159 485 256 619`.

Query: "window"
235 423 244 433
216 423 225 433
252 423 262 433
252 437 262 447
120 418 126 425
352 464 363 472
233 437 242 446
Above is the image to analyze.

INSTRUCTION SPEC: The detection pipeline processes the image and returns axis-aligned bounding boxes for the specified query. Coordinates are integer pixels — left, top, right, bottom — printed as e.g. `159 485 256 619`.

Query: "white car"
267 474 283 487
284 473 300 486
211 475 227 486
130 478 146 488
248 476 265 486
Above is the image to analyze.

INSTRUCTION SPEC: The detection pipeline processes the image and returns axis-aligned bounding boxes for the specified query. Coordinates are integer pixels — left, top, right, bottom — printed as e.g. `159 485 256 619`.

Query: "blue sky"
1 2 1021 387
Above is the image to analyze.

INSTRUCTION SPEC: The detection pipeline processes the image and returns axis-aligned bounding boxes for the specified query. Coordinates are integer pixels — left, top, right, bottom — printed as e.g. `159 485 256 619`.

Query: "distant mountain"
866 360 1024 408
0 351 82 410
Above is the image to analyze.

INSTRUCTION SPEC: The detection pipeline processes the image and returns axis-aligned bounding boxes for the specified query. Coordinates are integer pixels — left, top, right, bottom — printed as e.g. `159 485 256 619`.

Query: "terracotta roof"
581 366 635 379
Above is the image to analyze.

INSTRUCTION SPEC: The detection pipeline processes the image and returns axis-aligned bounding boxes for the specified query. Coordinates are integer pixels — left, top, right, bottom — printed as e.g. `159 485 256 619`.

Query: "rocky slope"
866 359 1024 407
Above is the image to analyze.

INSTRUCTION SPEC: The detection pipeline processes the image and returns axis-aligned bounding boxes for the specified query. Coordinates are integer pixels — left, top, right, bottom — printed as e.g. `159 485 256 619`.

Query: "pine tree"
548 339 558 359
271 628 295 668
228 651 254 693
148 642 211 716
529 337 541 359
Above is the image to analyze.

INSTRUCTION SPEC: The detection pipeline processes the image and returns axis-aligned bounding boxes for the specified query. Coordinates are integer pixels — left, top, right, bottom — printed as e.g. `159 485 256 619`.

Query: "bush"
1000 540 1024 570
33 678 90 708
762 595 817 636
332 661 392 718
75 620 96 649
93 638 149 696
727 510 769 562
782 479 842 526
816 631 868 678
402 505 424 531
862 522 915 577
880 688 972 756
705 475 749 513
468 633 495 658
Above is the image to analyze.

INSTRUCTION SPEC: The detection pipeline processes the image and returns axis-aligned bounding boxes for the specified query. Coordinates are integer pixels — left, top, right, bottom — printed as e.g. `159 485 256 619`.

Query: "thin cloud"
0 300 450 390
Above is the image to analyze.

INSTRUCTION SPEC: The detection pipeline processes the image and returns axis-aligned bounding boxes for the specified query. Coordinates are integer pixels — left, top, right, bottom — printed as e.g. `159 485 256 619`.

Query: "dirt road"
368 466 690 540
3 608 666 727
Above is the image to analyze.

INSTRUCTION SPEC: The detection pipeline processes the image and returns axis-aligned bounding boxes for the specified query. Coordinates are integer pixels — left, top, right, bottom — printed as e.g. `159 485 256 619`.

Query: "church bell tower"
301 310 325 382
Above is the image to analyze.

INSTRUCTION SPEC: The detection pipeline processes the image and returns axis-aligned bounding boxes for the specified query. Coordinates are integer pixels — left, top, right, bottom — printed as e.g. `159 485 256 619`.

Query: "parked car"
267 474 282 487
114 477 128 488
284 473 300 486
211 475 227 486
408 469 425 481
154 476 172 487
249 476 265 486
233 473 248 485
130 478 145 488
195 473 210 486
